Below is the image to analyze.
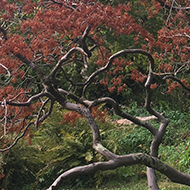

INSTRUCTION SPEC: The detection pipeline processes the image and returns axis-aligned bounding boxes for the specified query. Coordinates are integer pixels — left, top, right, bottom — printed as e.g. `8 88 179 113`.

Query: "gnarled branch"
47 152 190 190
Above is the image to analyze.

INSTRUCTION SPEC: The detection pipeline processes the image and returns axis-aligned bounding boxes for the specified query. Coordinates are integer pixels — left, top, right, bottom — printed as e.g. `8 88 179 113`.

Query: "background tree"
0 0 190 190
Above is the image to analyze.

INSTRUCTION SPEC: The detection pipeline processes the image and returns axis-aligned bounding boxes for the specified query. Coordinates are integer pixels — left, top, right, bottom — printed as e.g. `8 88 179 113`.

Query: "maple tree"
0 0 190 189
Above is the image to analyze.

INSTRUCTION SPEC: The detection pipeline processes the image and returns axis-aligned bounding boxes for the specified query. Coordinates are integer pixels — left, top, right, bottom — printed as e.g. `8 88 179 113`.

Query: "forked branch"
47 152 190 190
2 92 55 107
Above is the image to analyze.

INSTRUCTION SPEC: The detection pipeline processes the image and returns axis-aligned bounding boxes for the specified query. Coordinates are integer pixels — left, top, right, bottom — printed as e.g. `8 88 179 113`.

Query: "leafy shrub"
0 103 132 189
0 101 190 189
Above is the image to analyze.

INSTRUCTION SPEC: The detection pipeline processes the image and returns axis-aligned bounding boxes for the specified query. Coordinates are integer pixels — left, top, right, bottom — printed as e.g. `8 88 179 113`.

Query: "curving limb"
47 47 87 83
56 48 174 190
1 23 189 189
0 121 34 152
0 26 7 40
82 49 154 97
0 63 11 79
47 152 190 190
57 88 157 135
144 65 169 189
57 83 174 190
81 26 92 58
88 97 157 136
0 91 55 151
1 91 54 107
57 48 170 190
46 89 189 190
35 98 55 128
144 65 190 189
163 75 190 92
2 1 190 189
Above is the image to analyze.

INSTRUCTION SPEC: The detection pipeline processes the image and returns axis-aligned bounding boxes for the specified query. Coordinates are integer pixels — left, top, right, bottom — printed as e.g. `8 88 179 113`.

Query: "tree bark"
47 153 190 190
147 168 160 190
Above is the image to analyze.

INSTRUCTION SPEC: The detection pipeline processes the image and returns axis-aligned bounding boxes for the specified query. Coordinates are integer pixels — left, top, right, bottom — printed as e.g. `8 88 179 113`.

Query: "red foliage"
91 106 107 123
61 106 107 125
108 86 115 93
0 0 190 151
0 0 17 20
61 111 83 125
131 69 146 83
150 83 158 90
100 78 108 86
0 172 5 180
167 81 183 94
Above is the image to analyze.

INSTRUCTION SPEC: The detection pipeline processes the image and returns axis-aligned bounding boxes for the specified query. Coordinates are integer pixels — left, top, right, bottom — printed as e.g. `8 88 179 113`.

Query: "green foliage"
0 140 42 190
0 103 133 189
124 99 147 117
159 138 190 174
151 83 190 113
157 109 190 146
0 100 190 189
0 100 153 189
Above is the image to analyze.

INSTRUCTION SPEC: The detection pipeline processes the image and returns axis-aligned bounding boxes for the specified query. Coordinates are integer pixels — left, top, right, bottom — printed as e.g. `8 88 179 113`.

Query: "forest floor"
90 178 190 190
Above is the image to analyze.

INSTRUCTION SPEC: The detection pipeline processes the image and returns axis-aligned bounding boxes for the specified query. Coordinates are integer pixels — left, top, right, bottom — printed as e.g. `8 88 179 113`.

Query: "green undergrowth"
60 178 190 190
0 101 189 189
